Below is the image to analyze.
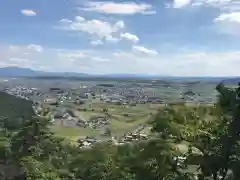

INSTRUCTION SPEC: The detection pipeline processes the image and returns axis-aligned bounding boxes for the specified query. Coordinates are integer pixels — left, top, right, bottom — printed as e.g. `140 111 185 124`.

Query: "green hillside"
0 92 34 130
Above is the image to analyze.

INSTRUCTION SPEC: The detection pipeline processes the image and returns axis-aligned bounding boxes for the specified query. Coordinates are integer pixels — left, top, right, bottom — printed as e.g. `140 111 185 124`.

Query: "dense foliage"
0 83 240 180
0 92 34 130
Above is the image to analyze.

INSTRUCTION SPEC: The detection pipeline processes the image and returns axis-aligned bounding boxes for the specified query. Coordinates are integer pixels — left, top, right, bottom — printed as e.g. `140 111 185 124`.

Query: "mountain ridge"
0 67 239 83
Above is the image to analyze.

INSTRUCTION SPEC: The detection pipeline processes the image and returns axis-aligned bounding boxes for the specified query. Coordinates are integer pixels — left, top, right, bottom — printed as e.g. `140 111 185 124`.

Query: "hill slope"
0 92 35 129
0 67 36 77
222 77 240 85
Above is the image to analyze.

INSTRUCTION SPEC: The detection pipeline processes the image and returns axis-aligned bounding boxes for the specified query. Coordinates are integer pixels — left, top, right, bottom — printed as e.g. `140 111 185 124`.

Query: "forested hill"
0 91 34 123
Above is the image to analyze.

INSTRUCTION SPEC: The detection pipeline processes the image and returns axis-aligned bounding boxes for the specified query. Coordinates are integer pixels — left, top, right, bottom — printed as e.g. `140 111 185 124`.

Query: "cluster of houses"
88 116 110 129
98 85 164 105
77 133 149 149
4 86 40 100
52 111 86 128
51 110 110 129
77 123 150 149
78 136 101 149
121 133 148 142
120 124 148 142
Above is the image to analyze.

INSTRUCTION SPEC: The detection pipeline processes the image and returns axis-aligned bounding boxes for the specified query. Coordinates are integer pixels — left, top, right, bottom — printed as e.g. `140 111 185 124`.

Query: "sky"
0 0 240 76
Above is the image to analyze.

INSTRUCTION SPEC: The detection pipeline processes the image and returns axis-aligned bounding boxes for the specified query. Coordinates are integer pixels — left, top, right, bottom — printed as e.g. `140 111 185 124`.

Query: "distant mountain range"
0 67 88 77
0 67 163 78
0 67 239 83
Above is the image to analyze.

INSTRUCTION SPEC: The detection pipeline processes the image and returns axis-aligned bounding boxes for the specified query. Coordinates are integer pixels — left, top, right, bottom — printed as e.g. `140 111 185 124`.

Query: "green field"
51 126 101 142
50 102 160 142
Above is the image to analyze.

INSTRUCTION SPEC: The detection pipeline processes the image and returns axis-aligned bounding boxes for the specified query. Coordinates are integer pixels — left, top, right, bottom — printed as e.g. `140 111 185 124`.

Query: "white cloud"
90 40 104 46
9 58 30 64
0 44 44 69
221 1 240 11
59 16 124 42
172 0 192 8
111 50 240 76
0 45 39 68
132 45 158 56
115 20 125 29
91 57 111 62
121 33 139 43
170 0 238 9
1 45 240 76
27 44 44 52
59 16 138 44
75 16 85 22
9 44 43 53
215 12 240 23
60 19 73 23
21 9 36 16
9 46 21 52
57 51 86 59
105 35 120 43
193 0 232 6
169 0 240 36
173 51 240 76
79 1 156 15
214 12 240 35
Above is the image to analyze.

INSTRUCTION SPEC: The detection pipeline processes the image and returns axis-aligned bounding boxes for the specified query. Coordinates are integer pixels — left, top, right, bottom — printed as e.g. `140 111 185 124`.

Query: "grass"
110 116 151 136
51 126 100 142
74 102 156 121
74 111 104 120
110 120 134 136
140 126 152 135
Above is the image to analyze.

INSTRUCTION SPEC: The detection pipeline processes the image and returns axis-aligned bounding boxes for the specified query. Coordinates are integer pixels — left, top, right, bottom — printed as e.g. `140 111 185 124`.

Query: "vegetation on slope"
0 92 34 130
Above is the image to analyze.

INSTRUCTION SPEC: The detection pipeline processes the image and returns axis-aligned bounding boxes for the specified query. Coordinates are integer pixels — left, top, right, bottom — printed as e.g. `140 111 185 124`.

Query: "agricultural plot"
51 102 159 141
51 126 101 142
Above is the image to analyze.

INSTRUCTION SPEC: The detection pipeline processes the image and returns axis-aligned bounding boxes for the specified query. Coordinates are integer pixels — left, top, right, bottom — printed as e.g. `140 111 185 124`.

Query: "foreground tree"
7 116 75 179
187 83 240 180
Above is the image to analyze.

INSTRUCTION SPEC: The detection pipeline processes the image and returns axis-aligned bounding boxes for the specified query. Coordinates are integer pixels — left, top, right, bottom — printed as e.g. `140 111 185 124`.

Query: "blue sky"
0 0 240 76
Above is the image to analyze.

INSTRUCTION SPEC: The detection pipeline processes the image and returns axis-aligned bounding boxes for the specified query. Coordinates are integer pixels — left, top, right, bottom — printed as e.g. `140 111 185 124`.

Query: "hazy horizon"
0 66 239 78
